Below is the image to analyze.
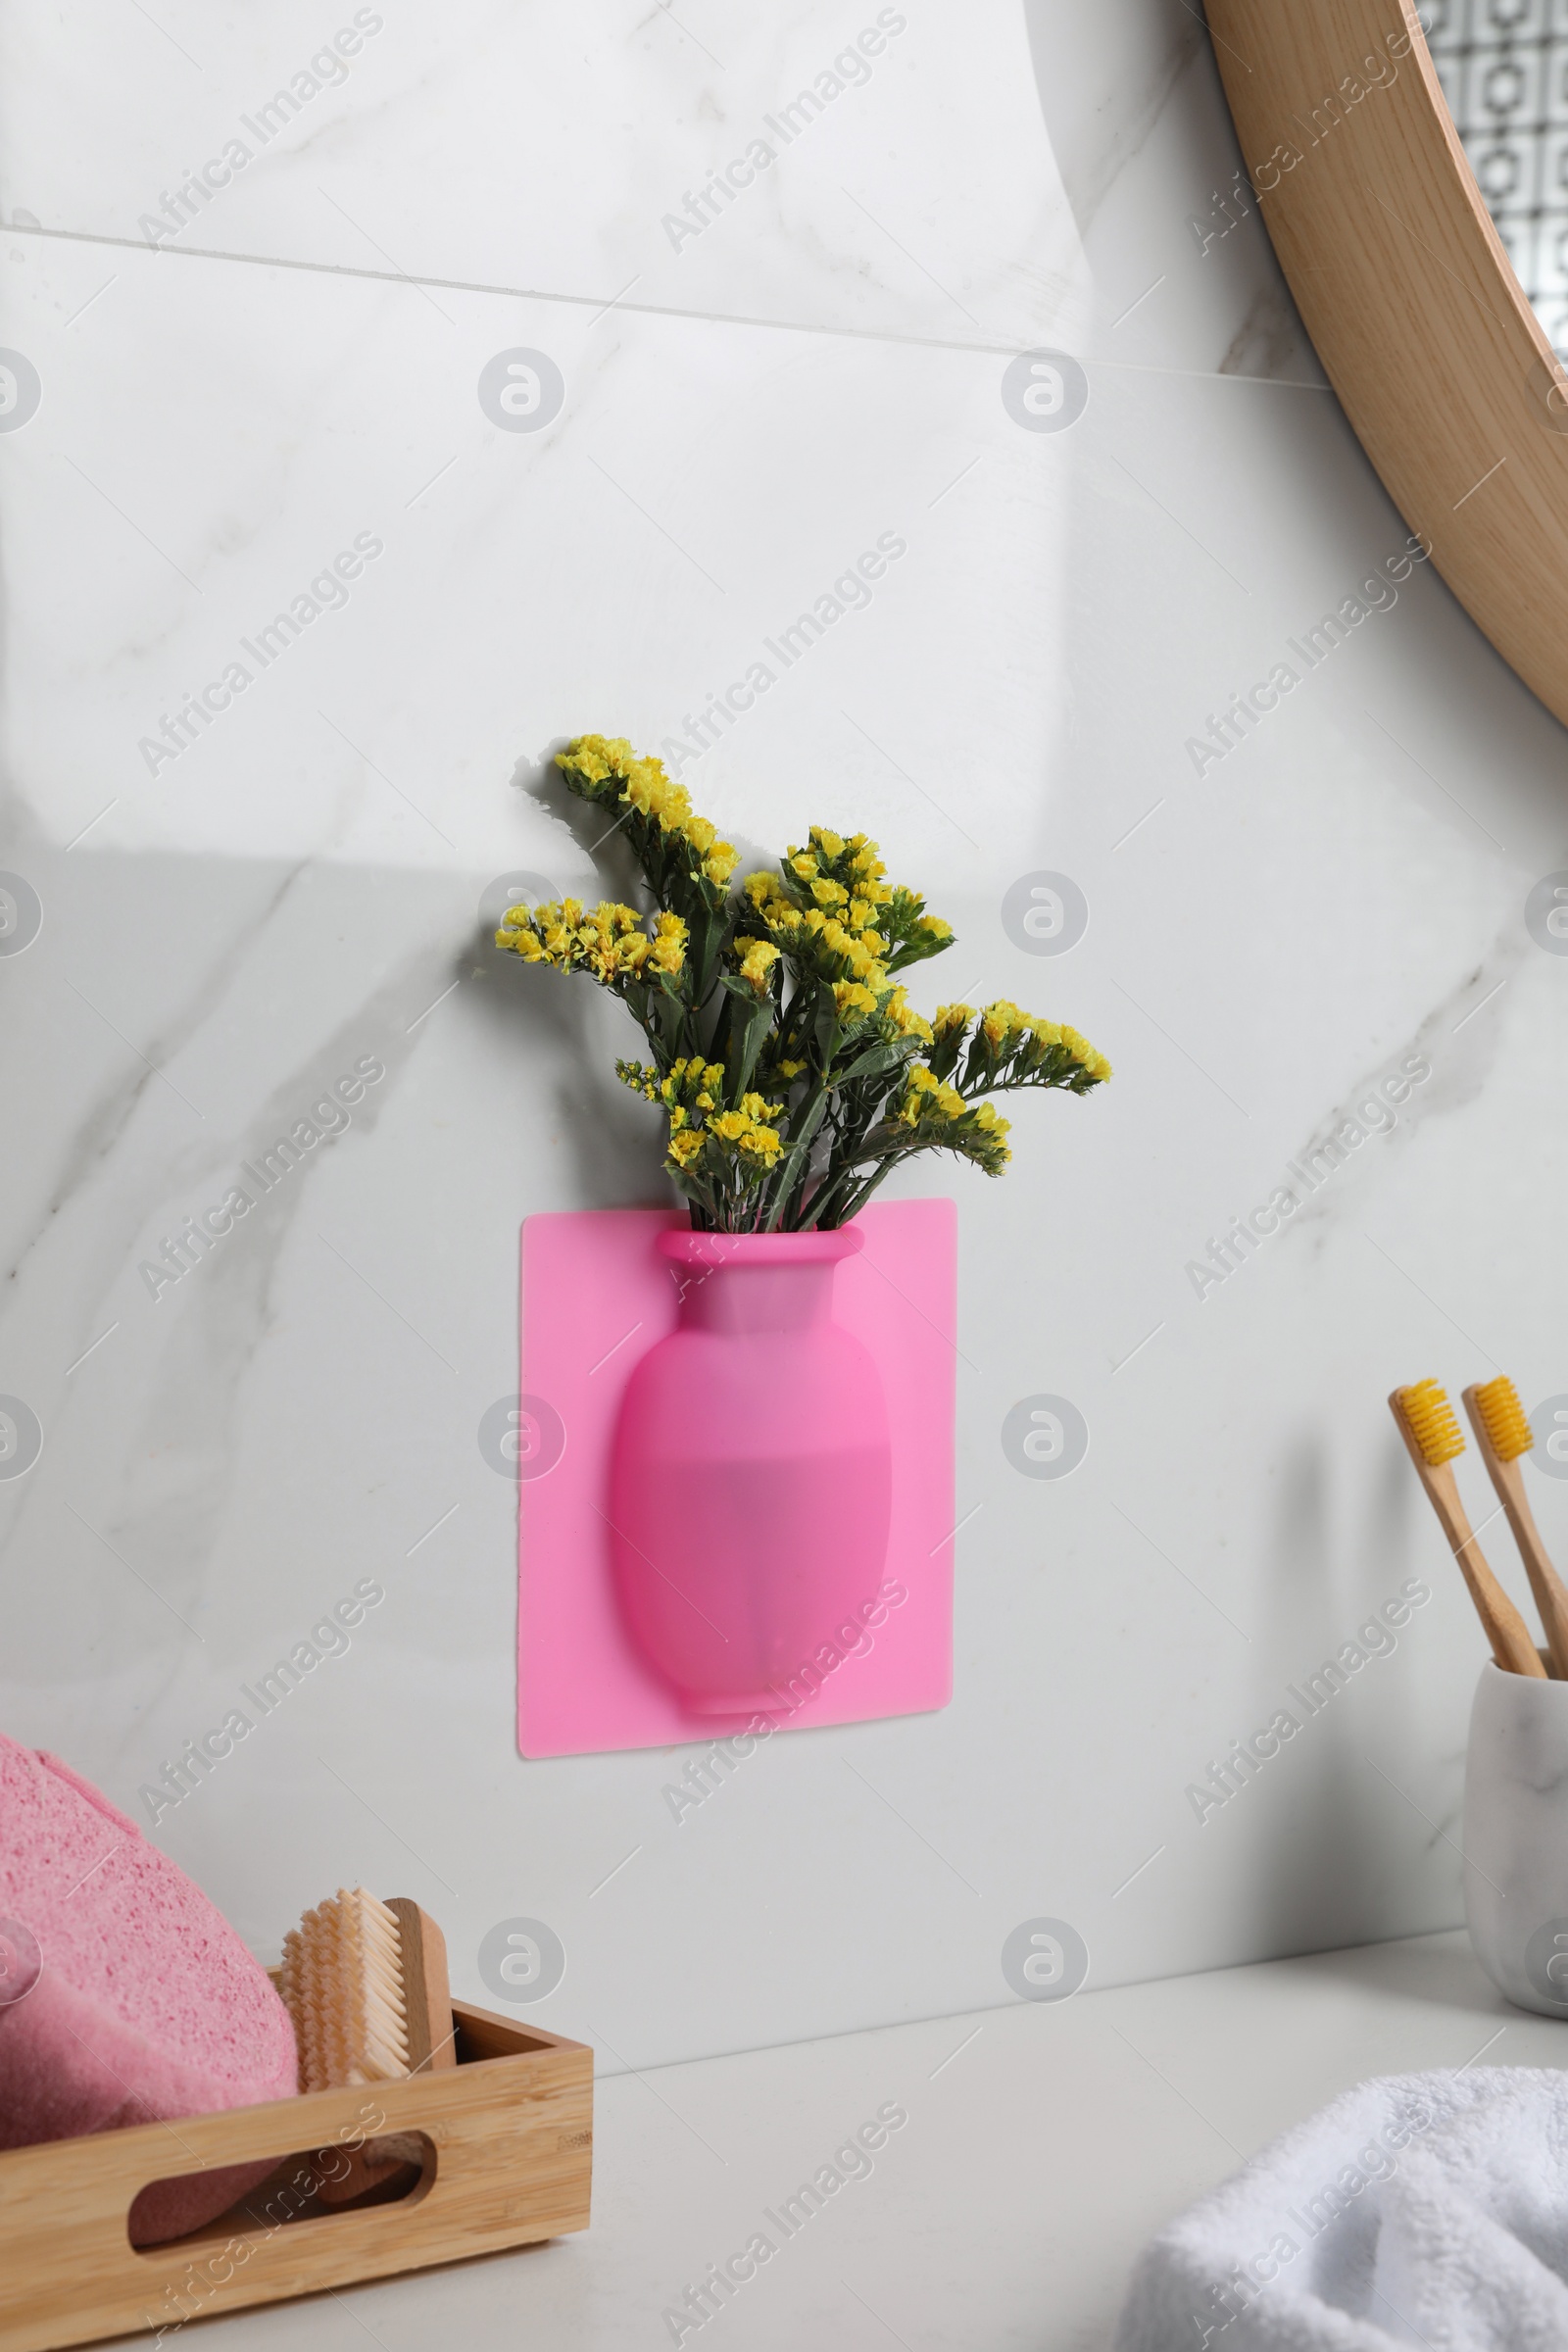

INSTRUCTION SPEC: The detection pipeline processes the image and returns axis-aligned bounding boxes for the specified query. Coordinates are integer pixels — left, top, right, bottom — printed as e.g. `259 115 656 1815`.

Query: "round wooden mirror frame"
1207 0 1568 728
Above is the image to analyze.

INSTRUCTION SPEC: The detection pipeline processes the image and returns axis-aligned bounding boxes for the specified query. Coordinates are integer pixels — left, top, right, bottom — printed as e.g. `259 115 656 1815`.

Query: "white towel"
1114 2069 1568 2349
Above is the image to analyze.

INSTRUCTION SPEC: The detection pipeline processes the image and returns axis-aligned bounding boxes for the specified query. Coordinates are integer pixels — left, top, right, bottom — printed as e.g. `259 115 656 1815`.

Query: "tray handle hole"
130 2132 436 2256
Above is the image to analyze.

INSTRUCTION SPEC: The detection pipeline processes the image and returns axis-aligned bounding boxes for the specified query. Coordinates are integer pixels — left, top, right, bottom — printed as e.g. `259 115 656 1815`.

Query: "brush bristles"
279 1887 410 2092
1474 1374 1534 1463
1399 1378 1465 1467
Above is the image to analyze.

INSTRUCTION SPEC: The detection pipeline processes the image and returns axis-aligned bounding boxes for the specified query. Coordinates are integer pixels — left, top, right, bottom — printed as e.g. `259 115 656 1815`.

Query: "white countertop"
115 1931 1568 2352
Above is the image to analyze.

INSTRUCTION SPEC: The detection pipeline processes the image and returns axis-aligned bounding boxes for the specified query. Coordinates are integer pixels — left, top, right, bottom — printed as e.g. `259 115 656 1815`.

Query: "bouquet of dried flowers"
498 735 1109 1233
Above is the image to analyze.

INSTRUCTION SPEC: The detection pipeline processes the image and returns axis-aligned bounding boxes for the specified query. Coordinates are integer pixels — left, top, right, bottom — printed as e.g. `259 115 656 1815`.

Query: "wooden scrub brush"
278 1889 454 2202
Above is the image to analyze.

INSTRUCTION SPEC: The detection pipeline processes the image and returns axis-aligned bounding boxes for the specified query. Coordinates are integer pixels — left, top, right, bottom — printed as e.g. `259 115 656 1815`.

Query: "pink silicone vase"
609 1224 893 1714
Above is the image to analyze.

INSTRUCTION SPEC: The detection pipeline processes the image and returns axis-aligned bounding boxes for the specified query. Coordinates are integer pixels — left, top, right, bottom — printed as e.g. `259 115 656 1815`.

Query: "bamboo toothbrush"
279 1888 454 2201
1389 1379 1546 1677
1463 1375 1568 1679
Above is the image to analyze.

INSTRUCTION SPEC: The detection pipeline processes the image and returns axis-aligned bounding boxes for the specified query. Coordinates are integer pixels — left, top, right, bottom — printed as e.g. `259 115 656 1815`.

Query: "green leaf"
833 1039 913 1087
885 929 954 974
721 996 773 1105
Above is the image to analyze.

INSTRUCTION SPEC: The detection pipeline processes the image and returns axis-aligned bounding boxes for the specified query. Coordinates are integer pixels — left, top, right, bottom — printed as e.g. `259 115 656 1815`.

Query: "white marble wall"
3 0 1568 2078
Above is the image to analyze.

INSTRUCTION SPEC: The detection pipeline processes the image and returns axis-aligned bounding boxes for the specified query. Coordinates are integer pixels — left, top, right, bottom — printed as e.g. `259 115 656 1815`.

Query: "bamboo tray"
0 1999 592 2352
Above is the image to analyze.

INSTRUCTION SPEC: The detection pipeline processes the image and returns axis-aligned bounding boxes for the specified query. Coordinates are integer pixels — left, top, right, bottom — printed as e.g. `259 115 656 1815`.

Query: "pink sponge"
0 1737 298 2244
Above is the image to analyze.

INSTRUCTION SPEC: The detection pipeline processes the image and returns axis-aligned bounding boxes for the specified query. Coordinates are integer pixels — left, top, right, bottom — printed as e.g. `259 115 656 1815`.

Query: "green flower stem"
820 1160 902 1230
761 1083 830 1233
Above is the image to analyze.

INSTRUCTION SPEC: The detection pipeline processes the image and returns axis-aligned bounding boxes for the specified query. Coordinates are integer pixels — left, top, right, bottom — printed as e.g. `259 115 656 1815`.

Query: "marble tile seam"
3 219 1028 358
6 220 1334 392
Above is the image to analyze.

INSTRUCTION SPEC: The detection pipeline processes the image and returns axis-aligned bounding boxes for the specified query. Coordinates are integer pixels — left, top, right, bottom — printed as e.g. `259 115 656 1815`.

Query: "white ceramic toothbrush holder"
1464 1659 1568 2018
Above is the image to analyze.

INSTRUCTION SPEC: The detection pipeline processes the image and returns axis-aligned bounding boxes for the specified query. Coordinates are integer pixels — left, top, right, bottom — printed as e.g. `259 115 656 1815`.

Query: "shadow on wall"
468 947 670 1212
1020 0 1209 239
1020 0 1315 378
1 850 466 1682
1245 1432 1456 1956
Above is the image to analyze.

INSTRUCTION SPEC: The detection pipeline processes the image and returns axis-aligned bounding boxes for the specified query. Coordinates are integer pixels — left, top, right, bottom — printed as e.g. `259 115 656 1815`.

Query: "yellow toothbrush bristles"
279 1886 410 2092
1473 1374 1534 1463
1399 1378 1465 1466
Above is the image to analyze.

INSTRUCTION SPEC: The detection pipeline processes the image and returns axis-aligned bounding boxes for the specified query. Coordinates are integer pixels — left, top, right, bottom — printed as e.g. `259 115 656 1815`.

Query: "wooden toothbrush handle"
1496 1475 1568 1680
1427 1475 1546 1676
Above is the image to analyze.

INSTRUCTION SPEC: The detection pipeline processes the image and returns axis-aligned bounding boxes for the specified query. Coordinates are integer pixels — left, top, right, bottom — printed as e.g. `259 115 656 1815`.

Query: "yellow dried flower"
737 940 780 996
834 980 880 1018
496 915 547 959
555 744 1103 1215
1057 1025 1111 1080
882 988 933 1043
649 911 688 975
